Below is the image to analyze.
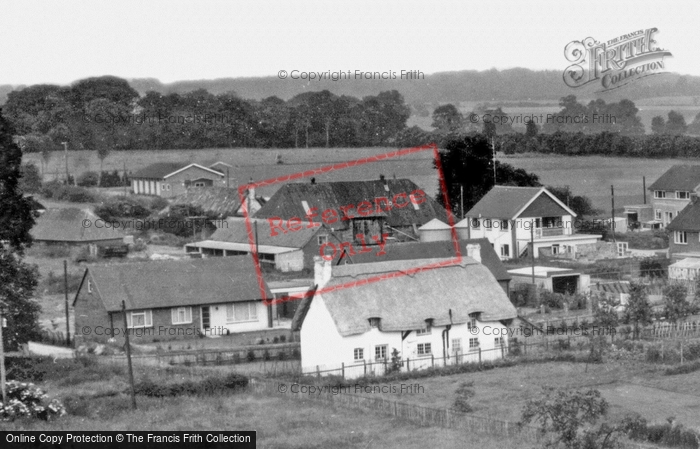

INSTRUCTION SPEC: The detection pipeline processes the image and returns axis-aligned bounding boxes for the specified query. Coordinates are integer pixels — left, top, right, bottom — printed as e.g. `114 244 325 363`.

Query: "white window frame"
417 343 432 356
126 310 153 329
226 302 258 323
500 220 509 230
452 338 462 353
675 231 688 245
655 209 662 220
471 219 480 229
171 306 192 325
353 348 364 361
654 190 666 199
500 244 510 257
467 315 477 331
468 338 480 350
87 279 93 294
676 191 690 199
483 219 492 229
317 235 328 245
494 337 505 347
375 344 388 361
415 327 431 336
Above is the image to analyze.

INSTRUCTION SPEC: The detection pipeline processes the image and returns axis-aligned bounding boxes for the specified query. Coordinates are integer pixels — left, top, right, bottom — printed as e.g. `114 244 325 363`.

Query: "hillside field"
25 147 700 213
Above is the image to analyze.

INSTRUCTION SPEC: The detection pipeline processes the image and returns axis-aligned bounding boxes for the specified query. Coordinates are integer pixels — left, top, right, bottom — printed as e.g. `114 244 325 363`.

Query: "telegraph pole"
63 260 71 346
121 301 137 410
0 305 7 406
611 185 617 244
530 220 535 285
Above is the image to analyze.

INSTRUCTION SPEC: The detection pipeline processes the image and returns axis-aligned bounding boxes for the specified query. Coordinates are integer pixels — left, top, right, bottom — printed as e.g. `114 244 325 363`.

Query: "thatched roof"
308 258 517 337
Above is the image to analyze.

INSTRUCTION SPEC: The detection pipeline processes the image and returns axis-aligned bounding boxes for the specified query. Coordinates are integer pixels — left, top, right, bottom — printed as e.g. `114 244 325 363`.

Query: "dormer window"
677 191 690 199
368 317 381 328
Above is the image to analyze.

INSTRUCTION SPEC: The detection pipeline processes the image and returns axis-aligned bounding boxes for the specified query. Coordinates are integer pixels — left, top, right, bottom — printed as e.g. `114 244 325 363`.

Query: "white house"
465 186 601 260
293 245 518 378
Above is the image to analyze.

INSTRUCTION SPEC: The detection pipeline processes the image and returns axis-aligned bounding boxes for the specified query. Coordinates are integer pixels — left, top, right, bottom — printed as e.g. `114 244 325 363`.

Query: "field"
348 360 700 431
26 146 700 213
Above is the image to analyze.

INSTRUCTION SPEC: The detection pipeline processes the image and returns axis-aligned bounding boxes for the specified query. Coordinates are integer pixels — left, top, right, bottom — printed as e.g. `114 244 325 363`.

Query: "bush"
20 163 42 193
41 181 97 203
246 350 256 362
0 381 66 421
77 171 99 187
135 374 248 397
263 349 271 361
665 360 700 376
646 346 662 363
94 197 151 221
452 381 475 412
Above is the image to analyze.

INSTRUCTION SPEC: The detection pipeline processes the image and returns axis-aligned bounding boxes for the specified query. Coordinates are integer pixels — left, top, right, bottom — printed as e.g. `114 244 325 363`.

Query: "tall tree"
651 116 666 135
431 104 464 134
623 282 653 339
663 284 697 323
434 134 540 218
665 110 688 136
0 109 41 350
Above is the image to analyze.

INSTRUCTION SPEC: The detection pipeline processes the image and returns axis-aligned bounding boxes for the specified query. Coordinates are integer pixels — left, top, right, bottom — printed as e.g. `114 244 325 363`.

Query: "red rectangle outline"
238 143 462 305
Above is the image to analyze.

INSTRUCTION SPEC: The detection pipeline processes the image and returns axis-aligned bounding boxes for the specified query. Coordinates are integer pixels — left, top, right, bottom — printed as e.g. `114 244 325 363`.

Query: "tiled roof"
466 186 544 220
254 179 447 228
347 238 511 282
648 165 700 192
131 162 187 179
206 217 322 249
667 200 700 232
31 208 124 243
79 256 270 312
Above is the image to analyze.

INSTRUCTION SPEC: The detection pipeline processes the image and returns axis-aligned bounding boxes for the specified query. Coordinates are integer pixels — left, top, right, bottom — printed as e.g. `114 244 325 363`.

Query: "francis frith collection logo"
563 28 672 92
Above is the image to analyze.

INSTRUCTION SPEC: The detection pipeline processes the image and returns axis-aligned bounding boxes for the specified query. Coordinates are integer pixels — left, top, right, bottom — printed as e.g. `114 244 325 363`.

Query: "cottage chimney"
466 243 481 263
248 177 256 201
313 255 332 286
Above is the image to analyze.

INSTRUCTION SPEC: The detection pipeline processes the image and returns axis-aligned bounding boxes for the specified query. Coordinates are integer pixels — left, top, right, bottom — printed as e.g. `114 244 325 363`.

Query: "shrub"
263 349 271 361
247 350 256 362
149 196 169 212
665 360 700 376
278 351 287 361
0 381 66 421
291 348 300 359
646 346 662 363
77 171 99 187
19 163 42 193
280 335 286 343
94 197 150 221
452 381 475 412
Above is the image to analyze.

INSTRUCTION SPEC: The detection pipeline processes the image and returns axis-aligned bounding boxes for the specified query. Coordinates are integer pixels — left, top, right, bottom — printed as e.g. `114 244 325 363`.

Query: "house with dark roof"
645 165 700 228
131 162 225 198
31 208 125 249
167 185 267 219
73 256 274 345
666 196 700 259
253 177 448 245
465 186 601 260
346 238 512 295
293 254 518 378
185 216 330 272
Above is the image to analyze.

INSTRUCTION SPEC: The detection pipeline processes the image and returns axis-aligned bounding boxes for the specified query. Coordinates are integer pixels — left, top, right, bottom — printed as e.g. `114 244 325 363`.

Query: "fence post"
364 359 366 376
316 365 320 379
407 357 410 372
478 348 482 365
341 362 345 379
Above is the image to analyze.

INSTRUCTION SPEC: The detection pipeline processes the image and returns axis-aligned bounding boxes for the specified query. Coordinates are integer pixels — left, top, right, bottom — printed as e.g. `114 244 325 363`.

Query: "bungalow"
253 176 448 244
293 247 518 379
645 165 700 228
465 186 601 260
131 162 225 198
31 208 125 254
73 256 274 345
184 216 329 272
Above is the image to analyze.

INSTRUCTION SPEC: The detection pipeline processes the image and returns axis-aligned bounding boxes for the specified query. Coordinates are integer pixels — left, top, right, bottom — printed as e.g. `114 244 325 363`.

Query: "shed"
418 218 452 242
507 266 590 295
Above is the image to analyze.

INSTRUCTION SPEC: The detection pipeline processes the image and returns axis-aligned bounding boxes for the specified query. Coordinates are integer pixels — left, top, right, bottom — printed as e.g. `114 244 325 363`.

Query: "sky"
0 0 697 86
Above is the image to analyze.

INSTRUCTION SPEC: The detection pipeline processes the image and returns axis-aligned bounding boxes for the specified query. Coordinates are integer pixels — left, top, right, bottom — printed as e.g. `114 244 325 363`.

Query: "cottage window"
226 302 258 322
452 338 462 354
87 280 93 294
468 338 480 350
162 183 166 190
193 181 206 187
654 191 666 199
368 317 381 328
483 219 492 229
675 231 688 245
467 314 477 331
654 210 662 220
417 343 431 356
500 220 509 230
354 348 364 361
677 191 690 199
166 184 171 191
171 307 192 325
500 244 510 257
375 345 387 361
471 219 480 229
317 235 328 245
494 337 505 347
126 310 153 328
415 327 430 336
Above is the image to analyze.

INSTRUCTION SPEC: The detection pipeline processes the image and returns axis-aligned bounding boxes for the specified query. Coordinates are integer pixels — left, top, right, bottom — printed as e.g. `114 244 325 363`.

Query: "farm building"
131 162 226 198
645 165 700 228
347 238 512 295
30 208 126 255
253 176 448 244
507 266 590 295
293 250 518 379
165 185 267 219
465 186 601 260
184 216 330 272
73 256 275 345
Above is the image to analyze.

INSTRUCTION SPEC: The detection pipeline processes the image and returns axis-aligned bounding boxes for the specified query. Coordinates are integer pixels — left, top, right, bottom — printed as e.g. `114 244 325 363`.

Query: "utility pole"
530 220 535 285
62 141 70 184
63 260 71 346
0 305 7 406
611 185 617 245
123 159 128 197
492 137 497 185
460 185 464 220
226 167 230 188
121 301 137 410
642 176 646 204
